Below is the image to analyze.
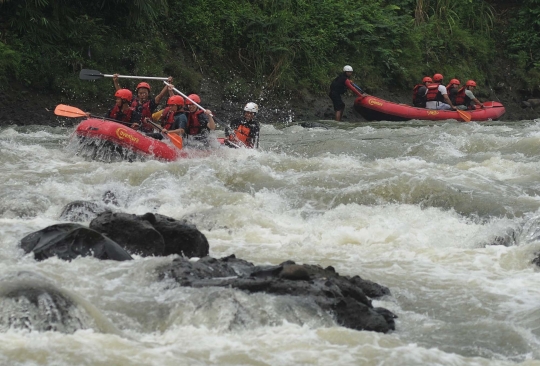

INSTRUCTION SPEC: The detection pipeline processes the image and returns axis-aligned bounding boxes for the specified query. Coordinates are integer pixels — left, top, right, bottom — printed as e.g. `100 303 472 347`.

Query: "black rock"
89 211 209 258
89 212 165 256
152 213 209 257
158 254 395 333
0 271 122 334
20 223 132 261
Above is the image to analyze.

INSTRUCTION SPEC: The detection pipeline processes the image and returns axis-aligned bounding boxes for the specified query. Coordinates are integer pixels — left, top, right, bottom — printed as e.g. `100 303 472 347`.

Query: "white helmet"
244 102 258 113
343 65 353 72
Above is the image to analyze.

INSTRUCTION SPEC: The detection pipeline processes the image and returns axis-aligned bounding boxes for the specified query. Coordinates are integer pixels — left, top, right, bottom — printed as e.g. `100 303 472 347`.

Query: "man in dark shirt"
329 65 366 121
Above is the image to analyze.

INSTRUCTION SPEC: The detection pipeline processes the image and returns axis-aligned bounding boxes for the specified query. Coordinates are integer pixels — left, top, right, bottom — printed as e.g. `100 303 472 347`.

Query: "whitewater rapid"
1 119 540 365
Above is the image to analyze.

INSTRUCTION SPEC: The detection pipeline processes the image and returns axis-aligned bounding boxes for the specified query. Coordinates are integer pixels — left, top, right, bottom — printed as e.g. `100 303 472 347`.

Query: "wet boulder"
89 212 164 256
0 271 123 334
152 213 209 257
20 223 133 261
89 212 208 258
158 255 396 333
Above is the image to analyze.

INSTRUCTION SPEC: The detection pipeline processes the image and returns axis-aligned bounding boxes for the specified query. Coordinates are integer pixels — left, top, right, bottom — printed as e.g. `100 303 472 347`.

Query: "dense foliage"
0 0 538 101
506 0 540 90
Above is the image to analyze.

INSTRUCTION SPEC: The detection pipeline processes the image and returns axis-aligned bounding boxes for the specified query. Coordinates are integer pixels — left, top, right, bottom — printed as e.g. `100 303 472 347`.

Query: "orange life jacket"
229 124 252 147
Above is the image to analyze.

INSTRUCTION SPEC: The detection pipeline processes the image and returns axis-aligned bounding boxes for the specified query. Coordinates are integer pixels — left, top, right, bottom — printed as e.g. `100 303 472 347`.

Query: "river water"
1 118 540 365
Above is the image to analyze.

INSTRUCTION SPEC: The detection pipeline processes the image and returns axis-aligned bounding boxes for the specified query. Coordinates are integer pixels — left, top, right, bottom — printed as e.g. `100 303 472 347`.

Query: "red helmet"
136 82 151 92
449 78 460 85
115 89 133 102
466 80 477 87
186 94 201 105
167 95 184 106
433 73 444 82
422 76 432 83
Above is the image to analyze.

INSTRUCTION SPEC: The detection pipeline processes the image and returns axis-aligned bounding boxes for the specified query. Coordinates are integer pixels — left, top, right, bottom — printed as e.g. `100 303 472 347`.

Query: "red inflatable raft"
354 95 505 122
74 118 188 161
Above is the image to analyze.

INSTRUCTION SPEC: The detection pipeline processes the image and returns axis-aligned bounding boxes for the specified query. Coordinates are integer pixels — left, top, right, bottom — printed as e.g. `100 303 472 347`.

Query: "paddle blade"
79 69 105 80
167 133 183 150
54 104 87 118
457 109 471 122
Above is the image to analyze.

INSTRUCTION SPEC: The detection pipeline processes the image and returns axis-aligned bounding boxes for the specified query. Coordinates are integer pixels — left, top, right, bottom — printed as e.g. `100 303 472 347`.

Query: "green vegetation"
506 0 540 91
0 0 538 101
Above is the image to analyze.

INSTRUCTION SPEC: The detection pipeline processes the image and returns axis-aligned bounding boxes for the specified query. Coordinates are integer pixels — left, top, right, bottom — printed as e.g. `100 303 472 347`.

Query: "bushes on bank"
0 0 537 100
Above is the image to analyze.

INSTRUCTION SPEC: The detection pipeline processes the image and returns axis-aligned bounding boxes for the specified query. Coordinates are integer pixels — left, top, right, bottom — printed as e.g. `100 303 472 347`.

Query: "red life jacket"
186 110 205 135
454 87 471 106
159 107 176 130
412 84 422 102
131 99 153 132
425 83 444 102
108 105 134 123
229 124 252 147
131 99 152 120
412 84 427 106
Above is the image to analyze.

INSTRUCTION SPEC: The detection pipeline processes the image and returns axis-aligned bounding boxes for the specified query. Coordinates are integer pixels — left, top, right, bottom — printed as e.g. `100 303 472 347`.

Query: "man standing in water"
329 65 367 121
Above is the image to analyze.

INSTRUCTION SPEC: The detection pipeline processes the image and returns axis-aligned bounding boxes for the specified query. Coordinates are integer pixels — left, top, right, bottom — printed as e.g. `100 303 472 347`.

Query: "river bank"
1 78 539 128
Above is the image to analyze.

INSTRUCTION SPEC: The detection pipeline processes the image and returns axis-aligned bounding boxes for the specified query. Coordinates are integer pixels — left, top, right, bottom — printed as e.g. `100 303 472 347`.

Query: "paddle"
352 82 366 94
163 82 229 128
79 69 169 81
54 104 132 126
456 109 472 122
143 118 183 150
163 81 246 148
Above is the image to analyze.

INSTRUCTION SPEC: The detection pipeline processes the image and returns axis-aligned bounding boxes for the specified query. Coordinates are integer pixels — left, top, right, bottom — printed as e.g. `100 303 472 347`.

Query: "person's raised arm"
204 110 216 130
155 77 174 104
113 74 121 91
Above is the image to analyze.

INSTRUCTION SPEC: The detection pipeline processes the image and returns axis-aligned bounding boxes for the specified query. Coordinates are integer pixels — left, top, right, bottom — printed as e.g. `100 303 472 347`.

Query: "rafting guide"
329 65 367 121
225 102 260 149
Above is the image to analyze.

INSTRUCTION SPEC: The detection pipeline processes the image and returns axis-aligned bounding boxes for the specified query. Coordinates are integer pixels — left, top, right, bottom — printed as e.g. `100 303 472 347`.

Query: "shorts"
329 92 345 111
425 101 452 110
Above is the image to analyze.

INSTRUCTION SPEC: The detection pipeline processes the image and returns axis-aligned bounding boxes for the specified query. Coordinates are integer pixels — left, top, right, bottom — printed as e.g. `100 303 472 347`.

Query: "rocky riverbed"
17 203 396 334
